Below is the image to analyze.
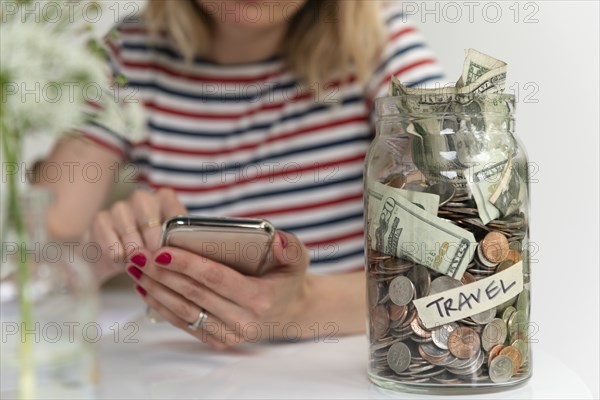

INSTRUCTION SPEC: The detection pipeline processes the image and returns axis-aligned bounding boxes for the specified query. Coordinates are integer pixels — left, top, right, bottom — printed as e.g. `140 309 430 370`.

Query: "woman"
41 0 443 349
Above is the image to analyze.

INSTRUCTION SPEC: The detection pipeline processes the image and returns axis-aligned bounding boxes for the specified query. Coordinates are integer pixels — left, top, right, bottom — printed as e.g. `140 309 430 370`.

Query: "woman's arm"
293 271 367 339
37 136 121 240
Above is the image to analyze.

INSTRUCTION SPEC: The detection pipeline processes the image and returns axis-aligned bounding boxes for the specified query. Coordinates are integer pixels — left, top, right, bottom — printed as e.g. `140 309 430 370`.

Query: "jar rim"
375 93 515 118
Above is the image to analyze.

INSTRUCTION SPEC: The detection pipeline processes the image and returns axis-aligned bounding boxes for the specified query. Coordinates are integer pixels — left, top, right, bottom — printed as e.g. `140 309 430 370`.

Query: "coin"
410 317 432 338
389 304 407 322
431 322 459 350
505 249 522 263
407 264 431 298
481 318 507 351
418 342 449 365
481 231 510 264
496 259 515 274
476 244 499 268
516 289 530 312
511 339 528 366
509 241 522 251
501 306 516 325
367 280 382 308
499 346 522 374
447 327 480 359
371 305 389 341
471 306 497 325
489 354 514 383
384 173 406 189
389 276 415 306
387 342 411 374
488 344 505 366
508 310 528 340
460 271 476 285
429 276 462 295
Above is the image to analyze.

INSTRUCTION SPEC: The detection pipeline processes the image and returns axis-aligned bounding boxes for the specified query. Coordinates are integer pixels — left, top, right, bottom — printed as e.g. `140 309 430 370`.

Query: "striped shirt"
83 6 444 274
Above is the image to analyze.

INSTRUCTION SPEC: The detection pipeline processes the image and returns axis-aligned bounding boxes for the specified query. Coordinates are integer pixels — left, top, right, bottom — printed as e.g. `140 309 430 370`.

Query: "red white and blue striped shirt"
82 6 444 274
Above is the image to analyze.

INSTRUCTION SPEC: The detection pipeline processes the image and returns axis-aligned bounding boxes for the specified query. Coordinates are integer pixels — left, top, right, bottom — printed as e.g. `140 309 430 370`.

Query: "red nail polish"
130 253 146 268
155 252 172 265
278 231 288 248
127 265 143 280
135 285 147 297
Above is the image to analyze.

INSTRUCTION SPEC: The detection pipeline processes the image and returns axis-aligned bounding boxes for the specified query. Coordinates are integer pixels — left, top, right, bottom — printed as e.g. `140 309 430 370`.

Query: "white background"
413 1 599 396
31 0 600 396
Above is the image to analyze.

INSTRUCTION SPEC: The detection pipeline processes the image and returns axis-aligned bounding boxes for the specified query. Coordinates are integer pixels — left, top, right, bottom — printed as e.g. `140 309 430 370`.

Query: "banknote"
367 181 475 280
489 159 527 217
465 158 506 224
368 180 440 216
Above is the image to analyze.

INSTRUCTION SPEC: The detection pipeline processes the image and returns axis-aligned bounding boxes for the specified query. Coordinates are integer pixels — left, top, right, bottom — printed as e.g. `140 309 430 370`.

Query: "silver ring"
187 308 208 331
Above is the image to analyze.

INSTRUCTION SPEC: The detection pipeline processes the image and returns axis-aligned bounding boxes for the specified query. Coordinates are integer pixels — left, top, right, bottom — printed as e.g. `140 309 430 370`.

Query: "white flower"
0 0 147 143
0 1 107 137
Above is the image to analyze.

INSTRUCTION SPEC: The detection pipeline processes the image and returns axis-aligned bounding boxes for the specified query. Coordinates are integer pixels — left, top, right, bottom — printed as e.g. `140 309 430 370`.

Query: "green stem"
2 130 35 399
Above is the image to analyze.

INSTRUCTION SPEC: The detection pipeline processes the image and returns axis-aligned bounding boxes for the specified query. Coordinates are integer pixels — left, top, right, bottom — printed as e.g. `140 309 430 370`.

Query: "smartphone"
161 215 276 276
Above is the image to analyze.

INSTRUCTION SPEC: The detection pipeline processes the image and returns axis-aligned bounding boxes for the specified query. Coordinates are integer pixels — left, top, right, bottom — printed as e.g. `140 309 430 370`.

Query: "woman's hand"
127 231 312 350
87 188 186 283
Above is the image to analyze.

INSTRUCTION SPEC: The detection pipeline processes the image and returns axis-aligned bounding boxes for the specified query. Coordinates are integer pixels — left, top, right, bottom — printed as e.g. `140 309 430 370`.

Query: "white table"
97 289 594 399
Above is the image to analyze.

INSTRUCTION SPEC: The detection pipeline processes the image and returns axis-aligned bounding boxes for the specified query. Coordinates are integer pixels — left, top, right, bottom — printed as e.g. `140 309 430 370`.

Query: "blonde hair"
144 0 385 87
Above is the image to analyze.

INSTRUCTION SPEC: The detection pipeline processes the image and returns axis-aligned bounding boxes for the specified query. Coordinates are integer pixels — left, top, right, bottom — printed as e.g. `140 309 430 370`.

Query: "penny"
499 345 522 374
387 342 411 374
505 249 522 263
511 339 528 366
447 327 480 359
471 306 497 325
481 318 507 351
431 322 459 350
481 231 510 264
384 173 406 189
389 276 415 306
429 276 462 295
410 317 432 338
407 264 431 298
476 244 499 268
389 304 407 322
489 354 514 383
371 305 389 341
488 344 505 366
367 280 381 308
460 271 476 285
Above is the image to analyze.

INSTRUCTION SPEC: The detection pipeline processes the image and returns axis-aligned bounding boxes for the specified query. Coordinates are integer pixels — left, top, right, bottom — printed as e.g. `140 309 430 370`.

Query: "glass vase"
364 94 531 393
1 188 99 399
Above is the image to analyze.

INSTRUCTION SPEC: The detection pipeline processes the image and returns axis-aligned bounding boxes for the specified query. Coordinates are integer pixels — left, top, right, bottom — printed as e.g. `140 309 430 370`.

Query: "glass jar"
1 188 99 399
364 94 531 393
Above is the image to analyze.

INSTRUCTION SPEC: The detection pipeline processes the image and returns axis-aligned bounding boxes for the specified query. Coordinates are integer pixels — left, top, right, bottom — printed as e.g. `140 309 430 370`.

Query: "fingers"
130 272 243 349
266 231 310 273
156 188 187 219
111 201 145 258
129 190 163 251
89 211 126 280
134 261 247 328
150 247 265 310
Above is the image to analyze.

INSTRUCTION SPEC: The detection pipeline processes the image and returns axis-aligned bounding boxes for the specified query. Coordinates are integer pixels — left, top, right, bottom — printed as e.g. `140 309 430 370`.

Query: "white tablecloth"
97 289 594 399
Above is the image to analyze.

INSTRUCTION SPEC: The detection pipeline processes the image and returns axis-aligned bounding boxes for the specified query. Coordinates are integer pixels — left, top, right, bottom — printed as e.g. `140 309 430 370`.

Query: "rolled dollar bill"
489 159 527 217
465 158 506 225
367 180 475 280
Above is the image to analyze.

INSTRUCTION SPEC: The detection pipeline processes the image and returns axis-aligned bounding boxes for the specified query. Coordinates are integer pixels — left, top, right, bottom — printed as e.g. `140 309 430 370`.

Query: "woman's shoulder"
364 3 445 106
